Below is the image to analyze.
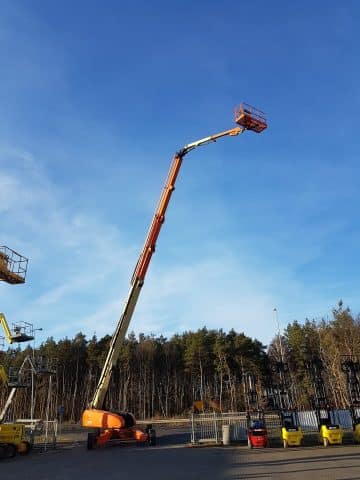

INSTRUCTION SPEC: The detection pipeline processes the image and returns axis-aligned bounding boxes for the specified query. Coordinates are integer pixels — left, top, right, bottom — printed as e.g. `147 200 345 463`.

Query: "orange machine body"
82 409 148 446
82 409 134 429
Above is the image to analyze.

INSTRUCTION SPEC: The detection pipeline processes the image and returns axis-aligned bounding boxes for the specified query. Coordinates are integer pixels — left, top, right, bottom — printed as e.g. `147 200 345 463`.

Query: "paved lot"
1 442 231 480
1 428 360 480
233 445 360 479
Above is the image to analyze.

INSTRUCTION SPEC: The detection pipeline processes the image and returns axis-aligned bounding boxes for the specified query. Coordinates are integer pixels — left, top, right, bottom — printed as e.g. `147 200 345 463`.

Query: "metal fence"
17 419 58 451
190 409 358 444
297 409 357 432
190 412 248 444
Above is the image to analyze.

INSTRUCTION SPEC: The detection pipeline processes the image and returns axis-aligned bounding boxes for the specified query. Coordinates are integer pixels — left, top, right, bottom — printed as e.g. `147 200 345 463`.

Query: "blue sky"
1 0 360 347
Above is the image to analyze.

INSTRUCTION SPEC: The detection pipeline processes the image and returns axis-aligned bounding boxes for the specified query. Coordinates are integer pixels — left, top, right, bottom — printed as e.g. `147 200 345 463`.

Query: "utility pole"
30 327 43 421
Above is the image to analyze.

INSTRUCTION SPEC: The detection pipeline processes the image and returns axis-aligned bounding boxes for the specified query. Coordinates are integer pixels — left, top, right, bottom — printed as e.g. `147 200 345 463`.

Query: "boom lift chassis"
82 104 267 449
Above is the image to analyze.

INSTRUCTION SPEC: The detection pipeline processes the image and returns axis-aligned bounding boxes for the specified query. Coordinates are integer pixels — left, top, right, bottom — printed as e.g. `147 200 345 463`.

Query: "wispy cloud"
0 145 351 347
0 147 136 336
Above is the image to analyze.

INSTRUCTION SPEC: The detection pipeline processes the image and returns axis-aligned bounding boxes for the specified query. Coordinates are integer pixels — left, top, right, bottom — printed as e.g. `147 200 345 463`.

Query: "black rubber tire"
147 429 156 446
19 441 31 455
87 433 97 450
0 445 6 459
5 444 16 458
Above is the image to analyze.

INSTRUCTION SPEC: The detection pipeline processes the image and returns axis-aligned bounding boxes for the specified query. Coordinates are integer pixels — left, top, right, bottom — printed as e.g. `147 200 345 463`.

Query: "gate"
190 412 248 444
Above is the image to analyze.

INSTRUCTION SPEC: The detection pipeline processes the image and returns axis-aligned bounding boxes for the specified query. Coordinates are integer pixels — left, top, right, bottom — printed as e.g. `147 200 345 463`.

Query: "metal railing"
191 412 248 444
17 419 58 451
0 246 28 283
190 409 359 444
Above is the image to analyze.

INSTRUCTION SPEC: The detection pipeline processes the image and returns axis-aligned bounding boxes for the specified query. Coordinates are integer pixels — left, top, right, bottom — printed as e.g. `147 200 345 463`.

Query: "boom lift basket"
0 246 28 285
7 367 31 388
35 356 57 375
10 322 34 343
235 103 267 133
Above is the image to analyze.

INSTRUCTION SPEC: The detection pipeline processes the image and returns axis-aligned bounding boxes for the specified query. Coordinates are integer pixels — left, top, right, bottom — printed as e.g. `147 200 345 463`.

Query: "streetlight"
30 327 43 421
273 308 284 363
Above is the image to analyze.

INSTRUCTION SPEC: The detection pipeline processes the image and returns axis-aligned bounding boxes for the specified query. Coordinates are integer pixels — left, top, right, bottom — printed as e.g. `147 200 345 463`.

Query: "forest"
0 301 359 422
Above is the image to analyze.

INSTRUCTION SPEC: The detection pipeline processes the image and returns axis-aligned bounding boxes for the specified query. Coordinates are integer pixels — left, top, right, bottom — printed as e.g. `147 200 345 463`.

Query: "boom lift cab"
82 103 267 450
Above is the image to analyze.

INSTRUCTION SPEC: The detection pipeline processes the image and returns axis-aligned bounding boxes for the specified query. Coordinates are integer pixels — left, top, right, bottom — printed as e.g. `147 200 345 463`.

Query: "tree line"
0 302 359 422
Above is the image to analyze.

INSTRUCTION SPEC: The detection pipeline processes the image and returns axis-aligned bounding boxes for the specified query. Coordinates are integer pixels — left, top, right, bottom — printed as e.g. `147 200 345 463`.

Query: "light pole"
273 308 284 363
30 327 43 421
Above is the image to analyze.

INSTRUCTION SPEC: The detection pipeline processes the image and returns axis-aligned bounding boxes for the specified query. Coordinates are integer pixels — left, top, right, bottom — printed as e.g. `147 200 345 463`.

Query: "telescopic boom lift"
82 104 267 449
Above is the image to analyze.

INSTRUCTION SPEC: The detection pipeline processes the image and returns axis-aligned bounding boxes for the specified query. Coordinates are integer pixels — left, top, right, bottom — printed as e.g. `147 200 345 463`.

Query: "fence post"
214 412 219 444
191 413 195 444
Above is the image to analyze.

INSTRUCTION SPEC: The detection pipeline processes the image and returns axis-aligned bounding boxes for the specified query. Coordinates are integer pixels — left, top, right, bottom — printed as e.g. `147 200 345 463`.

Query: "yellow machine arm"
0 313 14 345
90 127 246 410
0 365 8 384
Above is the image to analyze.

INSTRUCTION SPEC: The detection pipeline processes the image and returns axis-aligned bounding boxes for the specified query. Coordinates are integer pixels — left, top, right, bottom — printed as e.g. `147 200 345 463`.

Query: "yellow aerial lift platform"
0 313 34 344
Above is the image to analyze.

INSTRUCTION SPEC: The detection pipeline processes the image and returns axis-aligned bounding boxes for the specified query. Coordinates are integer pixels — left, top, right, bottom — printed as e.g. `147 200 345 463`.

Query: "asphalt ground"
1 427 360 480
232 445 360 480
